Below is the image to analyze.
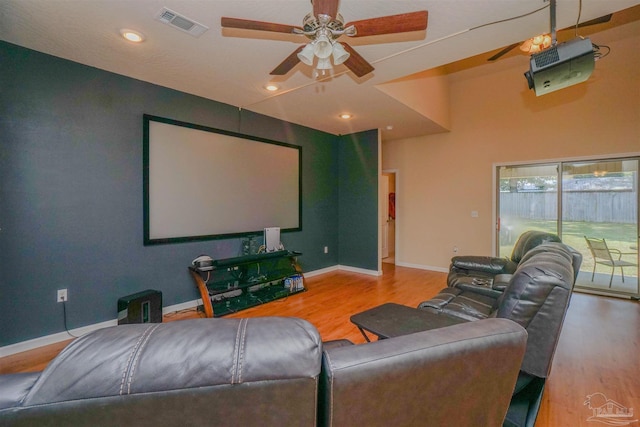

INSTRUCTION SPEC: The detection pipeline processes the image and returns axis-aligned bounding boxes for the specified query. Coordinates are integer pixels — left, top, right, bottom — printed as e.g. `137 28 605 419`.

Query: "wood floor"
1 264 638 427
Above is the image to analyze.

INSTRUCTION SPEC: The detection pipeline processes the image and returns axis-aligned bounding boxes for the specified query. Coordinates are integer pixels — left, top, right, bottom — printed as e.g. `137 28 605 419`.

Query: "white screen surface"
144 116 300 244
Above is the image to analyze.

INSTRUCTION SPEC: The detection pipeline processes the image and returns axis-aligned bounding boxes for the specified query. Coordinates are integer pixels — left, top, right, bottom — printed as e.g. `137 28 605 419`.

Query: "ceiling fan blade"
345 11 428 37
270 46 305 75
341 43 374 77
313 0 340 19
487 43 520 61
221 17 302 34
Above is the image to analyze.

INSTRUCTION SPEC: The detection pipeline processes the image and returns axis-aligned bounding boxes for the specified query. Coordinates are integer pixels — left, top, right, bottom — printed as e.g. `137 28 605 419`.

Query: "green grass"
500 219 638 278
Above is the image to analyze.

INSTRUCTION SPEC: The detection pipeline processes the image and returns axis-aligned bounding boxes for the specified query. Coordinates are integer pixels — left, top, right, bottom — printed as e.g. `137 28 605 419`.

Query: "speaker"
117 289 162 325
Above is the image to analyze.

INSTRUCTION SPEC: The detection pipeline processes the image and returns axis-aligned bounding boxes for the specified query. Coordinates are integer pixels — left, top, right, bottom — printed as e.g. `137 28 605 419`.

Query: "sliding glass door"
497 157 639 299
497 164 559 258
562 159 638 297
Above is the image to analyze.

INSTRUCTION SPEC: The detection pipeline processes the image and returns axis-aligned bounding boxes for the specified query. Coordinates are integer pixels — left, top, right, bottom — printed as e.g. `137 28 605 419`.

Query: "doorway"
382 171 397 265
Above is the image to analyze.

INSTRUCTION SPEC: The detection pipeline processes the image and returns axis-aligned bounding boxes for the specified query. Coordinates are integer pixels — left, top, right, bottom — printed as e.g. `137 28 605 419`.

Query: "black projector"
524 37 595 96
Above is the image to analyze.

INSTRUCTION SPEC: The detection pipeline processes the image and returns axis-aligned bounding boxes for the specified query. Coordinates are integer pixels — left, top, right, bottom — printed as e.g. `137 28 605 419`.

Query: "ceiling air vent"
155 7 209 37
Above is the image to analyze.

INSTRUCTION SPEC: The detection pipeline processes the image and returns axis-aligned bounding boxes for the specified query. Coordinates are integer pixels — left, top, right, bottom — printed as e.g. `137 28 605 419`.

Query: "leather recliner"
447 230 562 298
418 242 582 427
319 318 527 427
0 316 528 427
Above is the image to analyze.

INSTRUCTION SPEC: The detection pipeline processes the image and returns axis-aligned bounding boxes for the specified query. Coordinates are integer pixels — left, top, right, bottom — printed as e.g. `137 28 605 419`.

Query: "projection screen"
143 115 301 245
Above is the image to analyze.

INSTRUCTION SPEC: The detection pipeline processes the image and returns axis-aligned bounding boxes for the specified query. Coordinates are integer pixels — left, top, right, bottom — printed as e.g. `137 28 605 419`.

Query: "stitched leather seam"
231 318 247 384
119 325 157 396
126 323 161 394
231 320 241 384
237 318 248 384
119 328 148 395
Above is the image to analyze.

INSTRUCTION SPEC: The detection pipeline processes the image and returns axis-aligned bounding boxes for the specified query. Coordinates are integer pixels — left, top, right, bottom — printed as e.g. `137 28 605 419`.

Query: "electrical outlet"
57 289 68 303
453 246 459 254
324 246 329 254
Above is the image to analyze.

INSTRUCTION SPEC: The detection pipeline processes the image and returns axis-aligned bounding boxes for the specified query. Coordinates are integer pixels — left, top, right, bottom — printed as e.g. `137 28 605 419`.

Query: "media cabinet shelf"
188 250 304 317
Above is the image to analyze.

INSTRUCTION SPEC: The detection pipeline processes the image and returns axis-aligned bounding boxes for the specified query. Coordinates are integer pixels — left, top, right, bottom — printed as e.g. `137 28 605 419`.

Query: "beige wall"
382 22 640 271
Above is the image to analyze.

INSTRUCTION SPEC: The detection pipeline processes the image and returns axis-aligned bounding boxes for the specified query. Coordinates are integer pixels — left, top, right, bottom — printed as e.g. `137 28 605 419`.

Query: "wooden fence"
499 191 637 224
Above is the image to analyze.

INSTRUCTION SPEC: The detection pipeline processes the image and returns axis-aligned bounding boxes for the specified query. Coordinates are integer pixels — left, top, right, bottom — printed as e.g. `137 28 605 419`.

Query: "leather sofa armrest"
451 256 518 275
448 273 511 298
454 282 503 299
492 274 513 291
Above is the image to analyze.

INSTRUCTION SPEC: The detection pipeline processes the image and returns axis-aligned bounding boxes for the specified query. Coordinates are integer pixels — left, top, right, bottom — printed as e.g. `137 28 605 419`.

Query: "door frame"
381 168 399 270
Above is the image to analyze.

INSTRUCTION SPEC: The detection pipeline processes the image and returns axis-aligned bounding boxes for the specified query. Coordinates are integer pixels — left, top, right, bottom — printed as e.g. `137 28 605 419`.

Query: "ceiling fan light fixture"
313 34 333 59
297 43 315 65
332 42 350 65
316 57 332 70
520 34 552 54
220 6 428 78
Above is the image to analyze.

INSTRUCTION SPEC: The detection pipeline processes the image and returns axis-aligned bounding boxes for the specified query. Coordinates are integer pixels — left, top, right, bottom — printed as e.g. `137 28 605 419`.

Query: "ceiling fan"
487 12 612 61
220 0 428 77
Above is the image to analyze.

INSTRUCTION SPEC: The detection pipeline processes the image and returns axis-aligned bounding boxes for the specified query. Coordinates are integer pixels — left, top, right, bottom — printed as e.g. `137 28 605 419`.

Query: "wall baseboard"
0 265 358 358
0 299 205 359
337 265 382 276
303 265 339 277
395 261 448 273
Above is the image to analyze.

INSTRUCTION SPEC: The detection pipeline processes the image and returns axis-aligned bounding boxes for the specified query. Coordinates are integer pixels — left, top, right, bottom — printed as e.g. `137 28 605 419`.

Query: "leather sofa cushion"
418 288 498 322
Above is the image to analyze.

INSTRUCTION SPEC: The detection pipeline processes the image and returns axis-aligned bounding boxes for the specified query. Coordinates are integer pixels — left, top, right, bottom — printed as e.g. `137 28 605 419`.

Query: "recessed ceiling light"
120 29 145 43
339 113 352 120
264 84 279 92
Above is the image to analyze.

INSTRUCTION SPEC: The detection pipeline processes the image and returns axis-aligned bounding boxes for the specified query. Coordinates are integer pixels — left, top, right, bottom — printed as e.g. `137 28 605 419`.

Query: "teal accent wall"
338 130 380 270
0 41 378 346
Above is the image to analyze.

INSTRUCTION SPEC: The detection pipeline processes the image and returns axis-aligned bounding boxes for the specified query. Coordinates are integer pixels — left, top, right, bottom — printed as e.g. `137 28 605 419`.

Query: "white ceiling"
1 0 639 140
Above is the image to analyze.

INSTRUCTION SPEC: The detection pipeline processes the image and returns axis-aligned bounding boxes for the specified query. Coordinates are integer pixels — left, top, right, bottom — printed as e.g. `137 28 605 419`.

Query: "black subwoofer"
117 289 162 325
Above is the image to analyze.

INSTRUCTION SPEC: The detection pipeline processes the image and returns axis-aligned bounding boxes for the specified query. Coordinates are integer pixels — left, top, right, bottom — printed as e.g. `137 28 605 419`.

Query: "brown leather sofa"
0 317 527 427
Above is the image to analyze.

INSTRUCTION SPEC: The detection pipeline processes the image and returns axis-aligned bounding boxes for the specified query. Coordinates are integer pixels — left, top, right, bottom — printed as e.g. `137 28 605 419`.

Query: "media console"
188 250 304 317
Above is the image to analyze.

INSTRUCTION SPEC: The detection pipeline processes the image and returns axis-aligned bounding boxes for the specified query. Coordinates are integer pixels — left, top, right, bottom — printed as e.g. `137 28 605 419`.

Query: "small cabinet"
189 250 304 317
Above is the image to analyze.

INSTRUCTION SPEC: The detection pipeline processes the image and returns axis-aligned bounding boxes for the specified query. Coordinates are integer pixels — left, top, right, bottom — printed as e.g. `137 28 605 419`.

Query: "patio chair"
584 236 638 287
